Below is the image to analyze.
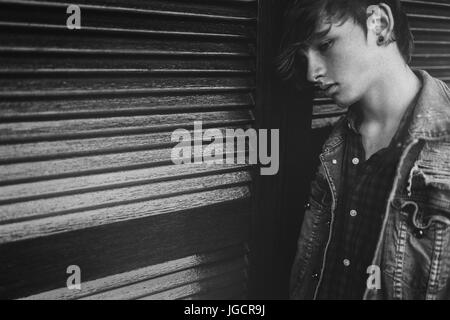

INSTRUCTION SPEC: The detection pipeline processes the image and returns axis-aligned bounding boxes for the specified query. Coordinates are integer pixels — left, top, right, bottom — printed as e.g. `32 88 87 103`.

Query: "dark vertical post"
249 0 314 299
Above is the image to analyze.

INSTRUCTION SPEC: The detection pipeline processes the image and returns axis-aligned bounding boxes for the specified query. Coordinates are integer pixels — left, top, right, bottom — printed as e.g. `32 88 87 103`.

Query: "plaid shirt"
317 100 418 300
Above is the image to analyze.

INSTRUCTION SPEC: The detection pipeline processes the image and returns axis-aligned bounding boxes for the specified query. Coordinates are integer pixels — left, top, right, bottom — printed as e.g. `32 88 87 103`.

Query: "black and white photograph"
0 0 449 303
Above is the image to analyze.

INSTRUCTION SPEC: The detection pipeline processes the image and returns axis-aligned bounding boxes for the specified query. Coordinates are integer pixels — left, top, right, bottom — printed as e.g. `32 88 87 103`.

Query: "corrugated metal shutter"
0 0 257 299
312 0 450 130
403 0 450 80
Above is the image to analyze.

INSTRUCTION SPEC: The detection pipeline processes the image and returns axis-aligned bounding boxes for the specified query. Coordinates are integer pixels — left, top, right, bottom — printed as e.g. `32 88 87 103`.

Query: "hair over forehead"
283 0 361 49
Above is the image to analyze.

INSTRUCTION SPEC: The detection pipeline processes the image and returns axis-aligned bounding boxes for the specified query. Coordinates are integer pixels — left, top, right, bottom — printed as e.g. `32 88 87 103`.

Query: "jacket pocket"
388 195 450 298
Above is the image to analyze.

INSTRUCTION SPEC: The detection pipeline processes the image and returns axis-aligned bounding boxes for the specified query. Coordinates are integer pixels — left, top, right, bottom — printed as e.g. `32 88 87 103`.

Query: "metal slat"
0 93 255 120
0 22 254 40
0 46 254 57
0 0 257 19
0 68 254 76
0 0 257 22
82 257 248 300
0 185 251 244
0 163 251 203
0 86 255 100
19 244 248 300
0 171 252 225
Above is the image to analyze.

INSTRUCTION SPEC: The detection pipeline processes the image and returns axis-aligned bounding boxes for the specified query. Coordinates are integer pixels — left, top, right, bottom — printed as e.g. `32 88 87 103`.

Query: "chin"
332 89 361 109
332 95 353 109
335 100 350 109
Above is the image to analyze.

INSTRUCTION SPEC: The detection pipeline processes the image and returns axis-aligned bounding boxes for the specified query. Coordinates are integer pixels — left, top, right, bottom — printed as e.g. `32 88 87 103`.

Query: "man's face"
302 17 380 108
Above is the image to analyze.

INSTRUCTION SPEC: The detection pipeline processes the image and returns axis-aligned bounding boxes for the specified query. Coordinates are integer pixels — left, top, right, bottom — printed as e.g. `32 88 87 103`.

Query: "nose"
306 49 326 84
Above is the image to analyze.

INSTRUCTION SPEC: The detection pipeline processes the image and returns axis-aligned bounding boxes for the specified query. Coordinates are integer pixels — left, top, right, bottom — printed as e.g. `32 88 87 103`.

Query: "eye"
318 39 334 52
295 49 307 64
297 53 307 65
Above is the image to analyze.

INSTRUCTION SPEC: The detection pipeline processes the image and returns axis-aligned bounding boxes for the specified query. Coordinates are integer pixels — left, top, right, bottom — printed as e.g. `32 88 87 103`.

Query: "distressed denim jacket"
290 70 450 300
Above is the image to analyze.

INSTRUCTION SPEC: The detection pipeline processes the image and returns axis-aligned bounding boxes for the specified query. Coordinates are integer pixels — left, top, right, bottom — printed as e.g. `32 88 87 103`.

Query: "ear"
366 3 395 45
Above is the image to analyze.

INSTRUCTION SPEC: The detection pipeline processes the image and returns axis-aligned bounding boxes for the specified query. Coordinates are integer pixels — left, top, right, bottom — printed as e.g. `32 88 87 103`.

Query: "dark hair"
277 0 414 84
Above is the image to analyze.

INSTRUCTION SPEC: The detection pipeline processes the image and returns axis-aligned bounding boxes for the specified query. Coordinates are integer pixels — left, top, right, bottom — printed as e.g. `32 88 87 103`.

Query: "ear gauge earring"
377 35 385 45
377 35 395 46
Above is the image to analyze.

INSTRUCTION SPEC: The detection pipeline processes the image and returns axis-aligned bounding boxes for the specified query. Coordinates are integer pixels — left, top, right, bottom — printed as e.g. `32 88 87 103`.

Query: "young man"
278 0 450 299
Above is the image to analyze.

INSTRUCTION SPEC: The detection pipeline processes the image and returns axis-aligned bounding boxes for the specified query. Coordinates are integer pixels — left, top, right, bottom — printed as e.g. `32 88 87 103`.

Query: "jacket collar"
322 69 450 153
406 69 450 140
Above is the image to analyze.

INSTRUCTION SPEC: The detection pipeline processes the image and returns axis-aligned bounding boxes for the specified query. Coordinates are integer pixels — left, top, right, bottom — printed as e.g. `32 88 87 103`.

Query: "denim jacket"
290 70 450 300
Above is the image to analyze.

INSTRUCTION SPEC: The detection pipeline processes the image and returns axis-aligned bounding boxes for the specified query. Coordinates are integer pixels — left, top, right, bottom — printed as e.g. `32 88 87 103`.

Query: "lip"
323 84 338 96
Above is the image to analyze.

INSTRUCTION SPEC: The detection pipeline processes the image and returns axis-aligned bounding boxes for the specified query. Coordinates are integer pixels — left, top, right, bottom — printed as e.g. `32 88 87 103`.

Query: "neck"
358 57 422 126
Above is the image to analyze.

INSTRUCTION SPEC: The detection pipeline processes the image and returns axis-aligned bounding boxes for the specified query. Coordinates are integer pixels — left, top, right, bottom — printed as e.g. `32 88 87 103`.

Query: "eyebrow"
296 24 334 55
311 26 333 42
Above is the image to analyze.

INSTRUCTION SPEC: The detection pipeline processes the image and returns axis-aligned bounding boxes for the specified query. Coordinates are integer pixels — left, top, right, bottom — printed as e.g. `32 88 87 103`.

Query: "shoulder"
435 77 450 104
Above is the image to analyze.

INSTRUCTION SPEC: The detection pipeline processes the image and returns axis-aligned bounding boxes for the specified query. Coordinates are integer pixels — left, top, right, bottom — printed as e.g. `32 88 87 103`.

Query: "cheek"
345 54 371 76
333 40 373 76
327 51 360 79
333 54 372 105
334 49 373 89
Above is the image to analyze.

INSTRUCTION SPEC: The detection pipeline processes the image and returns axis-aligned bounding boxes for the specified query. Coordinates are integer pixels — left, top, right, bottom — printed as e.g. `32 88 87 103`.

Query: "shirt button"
352 157 360 165
350 209 358 217
332 159 338 165
343 259 351 267
414 229 425 239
